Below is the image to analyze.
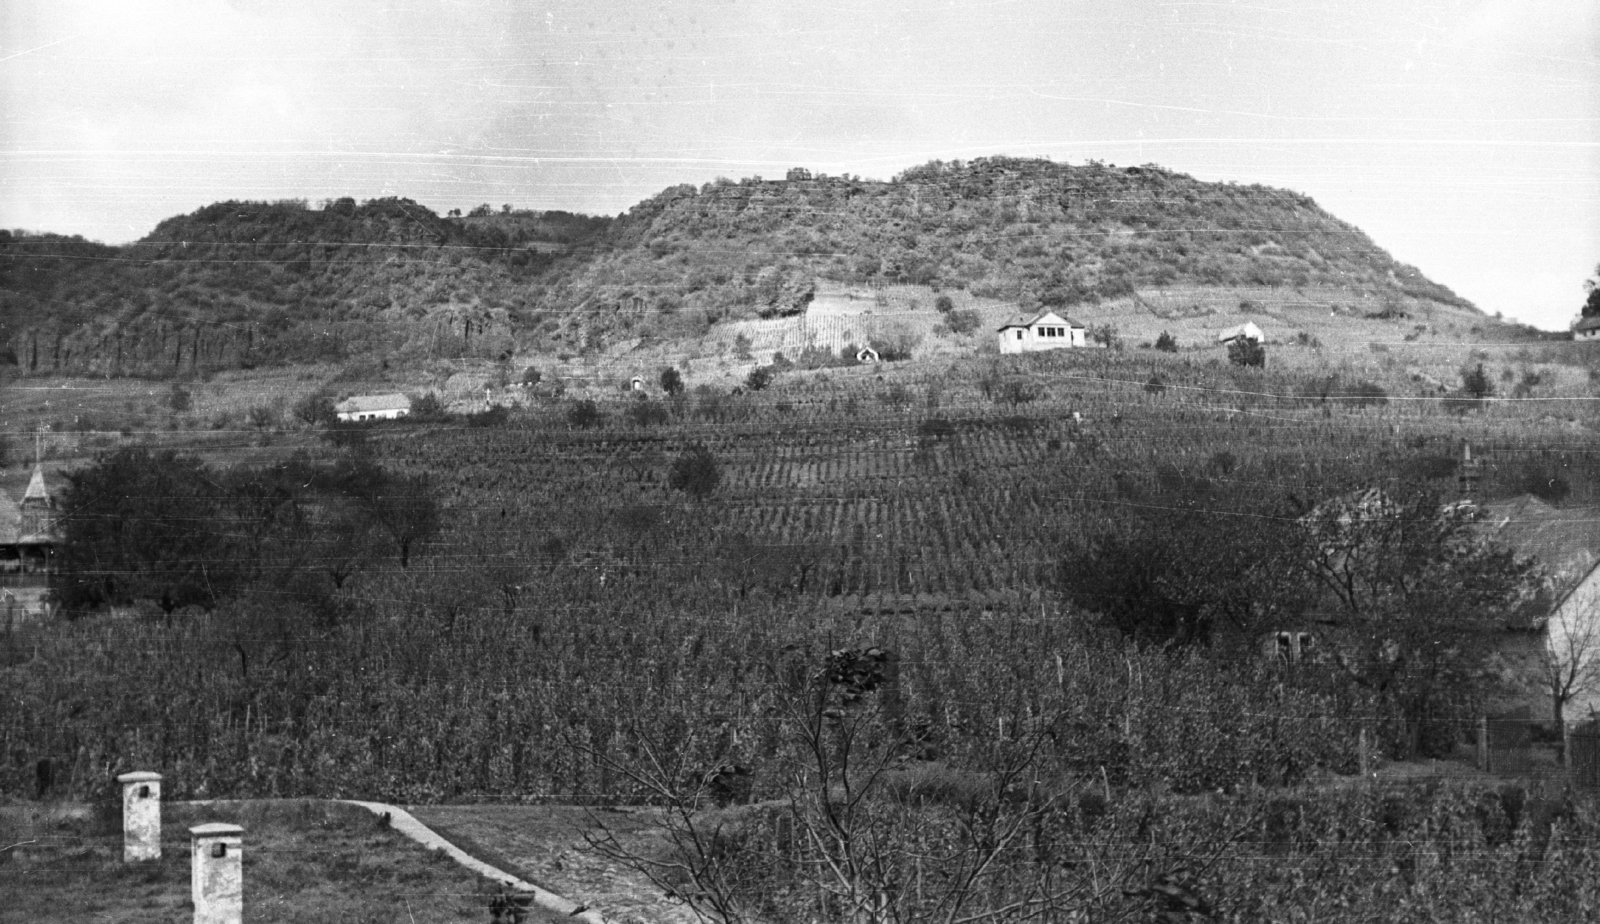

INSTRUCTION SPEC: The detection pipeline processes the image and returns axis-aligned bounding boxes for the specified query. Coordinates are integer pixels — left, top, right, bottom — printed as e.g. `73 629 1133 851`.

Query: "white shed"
334 393 412 422
1574 317 1600 342
1217 322 1265 345
997 311 1087 354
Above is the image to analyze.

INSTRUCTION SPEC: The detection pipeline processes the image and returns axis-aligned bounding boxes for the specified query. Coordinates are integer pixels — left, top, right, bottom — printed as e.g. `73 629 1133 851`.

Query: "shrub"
942 309 982 335
934 294 955 314
520 366 542 386
1227 338 1265 368
566 399 604 429
1154 331 1178 353
465 405 509 428
167 384 192 412
293 392 336 426
745 365 774 391
1461 363 1495 399
659 368 684 395
247 404 278 429
410 392 449 422
668 443 721 499
626 400 670 427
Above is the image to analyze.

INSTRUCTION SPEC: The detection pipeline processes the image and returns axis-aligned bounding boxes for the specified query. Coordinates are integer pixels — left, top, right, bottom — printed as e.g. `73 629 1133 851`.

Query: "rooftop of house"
996 311 1084 331
1573 316 1600 332
334 393 412 413
1478 493 1600 596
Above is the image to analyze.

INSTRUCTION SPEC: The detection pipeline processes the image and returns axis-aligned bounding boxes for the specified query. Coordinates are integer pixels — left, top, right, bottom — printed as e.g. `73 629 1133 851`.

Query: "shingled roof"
334 393 412 414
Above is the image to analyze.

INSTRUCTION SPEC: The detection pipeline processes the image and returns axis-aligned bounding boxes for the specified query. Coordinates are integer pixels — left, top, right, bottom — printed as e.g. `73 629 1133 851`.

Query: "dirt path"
408 805 701 924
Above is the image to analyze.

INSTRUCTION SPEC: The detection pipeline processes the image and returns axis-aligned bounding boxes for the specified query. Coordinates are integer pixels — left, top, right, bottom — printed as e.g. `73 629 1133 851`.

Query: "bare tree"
1543 584 1600 762
580 648 1244 924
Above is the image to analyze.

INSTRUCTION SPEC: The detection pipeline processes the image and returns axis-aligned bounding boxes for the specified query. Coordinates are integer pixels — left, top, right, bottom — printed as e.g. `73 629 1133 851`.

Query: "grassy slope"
0 799 566 924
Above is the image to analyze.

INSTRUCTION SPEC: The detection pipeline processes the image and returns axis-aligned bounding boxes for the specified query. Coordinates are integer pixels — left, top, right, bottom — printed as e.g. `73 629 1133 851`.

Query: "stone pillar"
190 823 243 924
117 771 162 862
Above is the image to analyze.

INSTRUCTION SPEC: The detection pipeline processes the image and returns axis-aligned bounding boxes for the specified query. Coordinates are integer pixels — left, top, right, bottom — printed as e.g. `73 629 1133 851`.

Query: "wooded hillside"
0 157 1473 376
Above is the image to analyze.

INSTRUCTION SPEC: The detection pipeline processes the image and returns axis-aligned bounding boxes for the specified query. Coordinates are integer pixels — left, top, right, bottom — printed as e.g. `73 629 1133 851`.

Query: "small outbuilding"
334 393 412 422
997 311 1087 354
1217 322 1265 345
856 347 880 363
1574 317 1600 342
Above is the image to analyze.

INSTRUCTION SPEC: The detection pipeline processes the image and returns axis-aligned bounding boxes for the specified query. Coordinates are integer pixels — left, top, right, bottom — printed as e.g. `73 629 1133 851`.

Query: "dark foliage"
668 443 721 499
566 399 604 429
659 367 684 396
1228 338 1266 368
1154 330 1178 352
745 365 774 391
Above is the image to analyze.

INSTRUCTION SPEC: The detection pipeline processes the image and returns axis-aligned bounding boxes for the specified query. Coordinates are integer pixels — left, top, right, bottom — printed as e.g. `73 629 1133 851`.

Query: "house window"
1015 331 1023 340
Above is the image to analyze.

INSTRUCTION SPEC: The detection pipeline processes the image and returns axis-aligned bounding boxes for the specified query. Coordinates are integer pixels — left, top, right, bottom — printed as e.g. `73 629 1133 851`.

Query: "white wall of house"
335 406 409 422
1548 564 1600 724
997 312 1086 354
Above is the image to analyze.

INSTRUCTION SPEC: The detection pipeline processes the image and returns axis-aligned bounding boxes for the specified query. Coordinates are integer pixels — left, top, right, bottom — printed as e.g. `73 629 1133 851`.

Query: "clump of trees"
53 448 439 616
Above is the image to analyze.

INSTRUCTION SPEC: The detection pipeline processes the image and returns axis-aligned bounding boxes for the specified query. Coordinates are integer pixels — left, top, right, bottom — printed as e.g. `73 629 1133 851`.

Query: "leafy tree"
410 392 450 422
312 455 440 569
54 449 245 614
1154 330 1178 353
659 367 684 396
1583 263 1600 318
668 443 721 499
1295 488 1540 756
292 391 337 426
626 400 669 427
566 399 604 429
745 365 774 391
167 384 192 412
520 366 542 386
1227 338 1265 368
1461 363 1494 400
934 293 955 313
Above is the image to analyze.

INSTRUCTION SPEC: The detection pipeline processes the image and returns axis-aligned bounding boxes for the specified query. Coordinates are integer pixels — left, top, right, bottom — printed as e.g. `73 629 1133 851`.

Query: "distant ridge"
0 157 1474 376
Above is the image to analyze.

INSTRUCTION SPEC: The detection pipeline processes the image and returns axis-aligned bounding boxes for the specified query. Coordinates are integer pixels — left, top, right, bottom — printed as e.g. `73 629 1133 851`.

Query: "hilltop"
0 157 1483 377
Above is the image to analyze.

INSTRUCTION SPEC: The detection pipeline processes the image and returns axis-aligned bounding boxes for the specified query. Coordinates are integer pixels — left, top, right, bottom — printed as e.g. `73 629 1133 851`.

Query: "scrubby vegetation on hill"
2 158 1474 376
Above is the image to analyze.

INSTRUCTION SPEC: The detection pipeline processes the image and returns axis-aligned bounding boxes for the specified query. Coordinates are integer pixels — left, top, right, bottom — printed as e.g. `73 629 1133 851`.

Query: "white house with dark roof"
334 393 412 422
1573 317 1600 341
996 311 1087 354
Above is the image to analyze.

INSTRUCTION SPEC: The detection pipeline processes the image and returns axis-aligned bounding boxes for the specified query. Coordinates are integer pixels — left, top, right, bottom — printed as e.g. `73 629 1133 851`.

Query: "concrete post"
116 771 162 861
190 823 243 924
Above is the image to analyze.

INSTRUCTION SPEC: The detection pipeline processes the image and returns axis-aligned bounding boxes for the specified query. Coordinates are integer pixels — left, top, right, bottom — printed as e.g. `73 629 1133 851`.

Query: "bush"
465 405 509 428
626 400 670 427
934 294 955 314
1461 363 1495 399
293 392 336 426
520 366 542 386
410 392 449 422
659 368 684 395
1227 338 1265 368
745 365 775 391
942 309 982 335
168 384 192 412
566 399 604 429
1154 331 1178 353
668 443 721 499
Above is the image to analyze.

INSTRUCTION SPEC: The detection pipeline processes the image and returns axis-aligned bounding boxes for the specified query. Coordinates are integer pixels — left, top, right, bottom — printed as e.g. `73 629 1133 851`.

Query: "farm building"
996 311 1087 354
1573 317 1600 341
334 393 412 422
1216 322 1265 345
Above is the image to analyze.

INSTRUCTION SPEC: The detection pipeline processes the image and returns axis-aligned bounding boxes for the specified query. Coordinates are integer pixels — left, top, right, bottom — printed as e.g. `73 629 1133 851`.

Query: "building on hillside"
856 347 880 363
1573 317 1600 342
334 393 412 422
996 311 1087 354
1 464 59 576
1216 322 1265 345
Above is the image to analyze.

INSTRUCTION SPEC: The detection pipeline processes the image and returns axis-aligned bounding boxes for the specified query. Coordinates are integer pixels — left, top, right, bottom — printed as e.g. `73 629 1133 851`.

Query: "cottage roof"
1574 317 1600 333
996 311 1084 331
22 465 50 505
1217 322 1265 343
1479 494 1600 597
334 393 412 414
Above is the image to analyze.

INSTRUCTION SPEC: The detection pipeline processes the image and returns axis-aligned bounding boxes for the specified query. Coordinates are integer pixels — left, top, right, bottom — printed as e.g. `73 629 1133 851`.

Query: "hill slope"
1 157 1475 376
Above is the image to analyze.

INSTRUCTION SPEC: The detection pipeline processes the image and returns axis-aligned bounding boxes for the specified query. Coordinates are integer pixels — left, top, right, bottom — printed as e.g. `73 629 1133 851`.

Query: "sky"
2 0 1596 330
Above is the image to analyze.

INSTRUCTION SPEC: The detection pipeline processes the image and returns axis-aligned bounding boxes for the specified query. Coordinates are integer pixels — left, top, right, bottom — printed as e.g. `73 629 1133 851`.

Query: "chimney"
116 771 162 861
190 823 244 924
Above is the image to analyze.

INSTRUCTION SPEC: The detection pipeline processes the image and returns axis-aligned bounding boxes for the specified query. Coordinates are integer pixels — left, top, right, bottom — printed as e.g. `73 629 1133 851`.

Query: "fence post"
117 771 162 862
1478 715 1490 773
1357 728 1370 777
190 823 243 924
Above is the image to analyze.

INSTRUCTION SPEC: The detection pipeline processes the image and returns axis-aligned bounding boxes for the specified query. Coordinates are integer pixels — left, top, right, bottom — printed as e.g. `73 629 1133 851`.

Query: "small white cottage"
1573 317 1600 342
334 393 412 422
997 312 1087 354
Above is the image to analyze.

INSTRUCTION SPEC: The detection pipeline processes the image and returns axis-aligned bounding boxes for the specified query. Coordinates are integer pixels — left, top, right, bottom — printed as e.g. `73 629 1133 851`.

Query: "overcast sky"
2 0 1595 329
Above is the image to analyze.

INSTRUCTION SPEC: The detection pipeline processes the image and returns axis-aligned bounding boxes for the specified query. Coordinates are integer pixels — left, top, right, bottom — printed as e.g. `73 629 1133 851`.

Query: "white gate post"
116 771 162 861
190 823 244 924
